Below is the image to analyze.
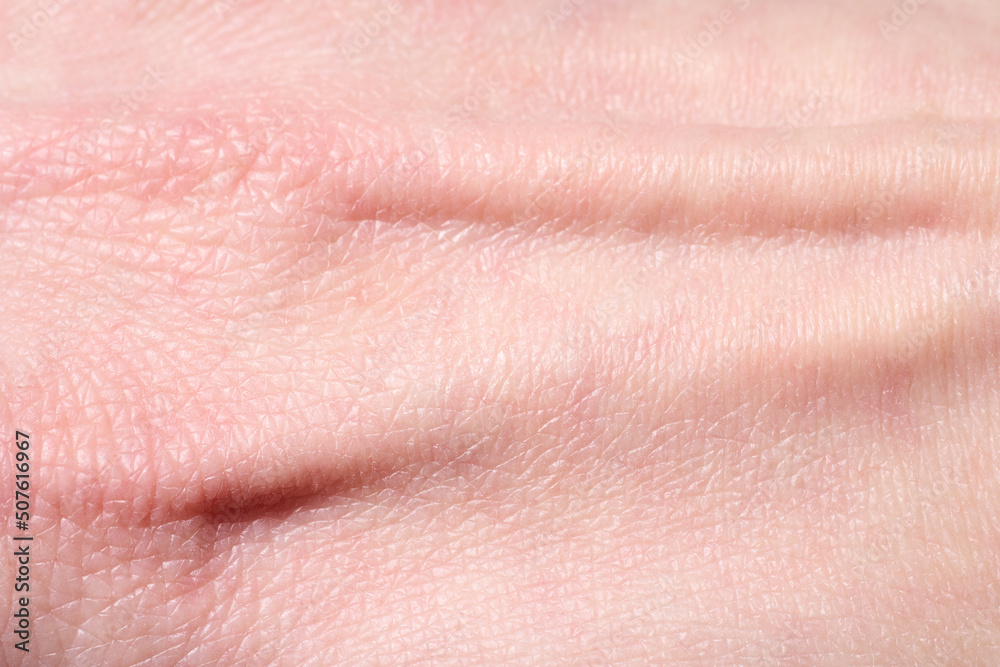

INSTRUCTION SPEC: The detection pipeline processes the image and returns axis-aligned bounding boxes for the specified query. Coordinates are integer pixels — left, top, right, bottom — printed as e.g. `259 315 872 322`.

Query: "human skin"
1 0 999 664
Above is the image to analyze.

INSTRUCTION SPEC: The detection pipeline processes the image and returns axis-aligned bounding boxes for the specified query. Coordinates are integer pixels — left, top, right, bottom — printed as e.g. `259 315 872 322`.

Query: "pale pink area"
0 1 998 665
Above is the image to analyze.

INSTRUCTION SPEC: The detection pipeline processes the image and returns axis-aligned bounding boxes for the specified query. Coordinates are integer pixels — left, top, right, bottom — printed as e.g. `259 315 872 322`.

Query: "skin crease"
0 0 999 664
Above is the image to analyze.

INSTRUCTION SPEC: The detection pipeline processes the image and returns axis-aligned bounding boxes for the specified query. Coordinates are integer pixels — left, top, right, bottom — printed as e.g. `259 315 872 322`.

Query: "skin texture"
1 0 1000 663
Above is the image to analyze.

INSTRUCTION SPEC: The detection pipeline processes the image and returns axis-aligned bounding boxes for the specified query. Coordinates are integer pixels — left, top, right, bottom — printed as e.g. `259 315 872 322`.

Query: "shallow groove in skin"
0 110 997 242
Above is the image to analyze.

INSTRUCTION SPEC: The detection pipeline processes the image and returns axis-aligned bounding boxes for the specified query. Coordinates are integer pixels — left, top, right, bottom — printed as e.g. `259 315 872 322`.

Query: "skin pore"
1 0 1000 663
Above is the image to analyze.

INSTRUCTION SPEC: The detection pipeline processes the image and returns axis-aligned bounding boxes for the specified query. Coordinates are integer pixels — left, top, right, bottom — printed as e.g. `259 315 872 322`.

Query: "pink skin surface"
1 0 1000 664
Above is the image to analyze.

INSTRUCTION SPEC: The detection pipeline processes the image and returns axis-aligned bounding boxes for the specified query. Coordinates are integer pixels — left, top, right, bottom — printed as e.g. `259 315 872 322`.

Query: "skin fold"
0 0 999 664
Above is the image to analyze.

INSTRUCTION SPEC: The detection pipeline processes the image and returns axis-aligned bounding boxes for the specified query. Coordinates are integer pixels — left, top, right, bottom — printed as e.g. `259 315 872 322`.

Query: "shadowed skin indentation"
1 109 995 243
